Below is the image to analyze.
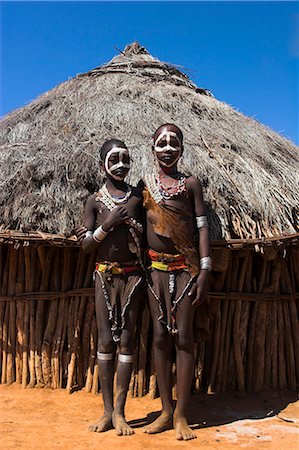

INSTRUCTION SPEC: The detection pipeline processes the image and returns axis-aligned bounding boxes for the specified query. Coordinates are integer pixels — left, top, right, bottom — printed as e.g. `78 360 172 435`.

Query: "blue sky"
1 1 298 144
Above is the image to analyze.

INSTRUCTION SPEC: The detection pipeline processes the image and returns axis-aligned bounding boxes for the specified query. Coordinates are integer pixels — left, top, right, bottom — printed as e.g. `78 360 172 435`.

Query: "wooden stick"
257 258 267 293
148 345 157 399
85 315 97 393
270 301 278 389
215 299 229 392
230 254 240 292
1 244 11 297
0 301 6 379
81 298 95 378
41 299 59 386
15 301 24 384
233 300 245 392
252 302 267 392
243 252 253 292
221 300 236 392
28 300 36 388
22 302 30 388
67 297 80 393
66 298 75 386
51 298 67 389
282 301 296 390
239 300 250 364
1 302 9 384
91 362 99 394
7 300 16 384
237 254 249 292
246 302 258 392
207 301 221 393
277 301 287 389
264 302 272 388
23 247 31 293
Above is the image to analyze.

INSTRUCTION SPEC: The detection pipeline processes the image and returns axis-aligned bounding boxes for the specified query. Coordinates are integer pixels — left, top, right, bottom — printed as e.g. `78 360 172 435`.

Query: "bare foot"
143 411 172 434
174 413 196 441
89 413 112 433
112 411 134 436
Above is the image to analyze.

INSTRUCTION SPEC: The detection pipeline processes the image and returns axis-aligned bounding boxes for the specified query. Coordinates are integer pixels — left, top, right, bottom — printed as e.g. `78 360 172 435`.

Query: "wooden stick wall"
0 243 298 395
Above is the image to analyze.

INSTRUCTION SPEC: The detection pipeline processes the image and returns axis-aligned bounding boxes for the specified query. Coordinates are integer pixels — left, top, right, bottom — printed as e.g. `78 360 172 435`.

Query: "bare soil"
1 385 298 449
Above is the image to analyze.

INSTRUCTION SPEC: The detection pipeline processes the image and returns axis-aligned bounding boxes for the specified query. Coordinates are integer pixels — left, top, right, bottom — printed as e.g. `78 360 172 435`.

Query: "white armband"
93 225 109 243
200 256 212 272
196 216 209 229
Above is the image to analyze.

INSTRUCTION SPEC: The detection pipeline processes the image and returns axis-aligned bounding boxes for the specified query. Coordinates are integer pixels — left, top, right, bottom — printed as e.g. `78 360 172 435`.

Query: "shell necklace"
97 183 132 209
95 182 143 256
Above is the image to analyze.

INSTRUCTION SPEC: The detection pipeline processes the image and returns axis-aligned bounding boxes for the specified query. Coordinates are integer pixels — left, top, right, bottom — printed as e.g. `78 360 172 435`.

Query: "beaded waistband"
148 249 188 272
95 261 141 276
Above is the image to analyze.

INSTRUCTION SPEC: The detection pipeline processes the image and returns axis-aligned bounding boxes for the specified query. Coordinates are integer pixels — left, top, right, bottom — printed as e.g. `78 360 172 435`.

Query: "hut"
0 42 298 395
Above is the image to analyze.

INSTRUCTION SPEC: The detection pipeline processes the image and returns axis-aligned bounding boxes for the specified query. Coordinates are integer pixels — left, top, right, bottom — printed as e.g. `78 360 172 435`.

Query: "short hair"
153 124 183 144
99 139 127 161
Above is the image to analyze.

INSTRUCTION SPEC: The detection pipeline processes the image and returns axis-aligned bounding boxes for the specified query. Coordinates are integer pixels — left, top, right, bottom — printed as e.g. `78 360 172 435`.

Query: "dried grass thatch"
1 42 298 240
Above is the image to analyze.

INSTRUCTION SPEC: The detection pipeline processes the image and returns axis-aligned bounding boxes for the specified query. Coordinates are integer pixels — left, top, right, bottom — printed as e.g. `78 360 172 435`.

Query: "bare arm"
189 177 210 261
187 177 210 305
81 195 98 254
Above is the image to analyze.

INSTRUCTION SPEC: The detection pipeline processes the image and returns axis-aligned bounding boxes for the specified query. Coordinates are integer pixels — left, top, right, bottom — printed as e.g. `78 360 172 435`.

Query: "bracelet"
196 216 209 229
200 256 212 272
93 225 109 243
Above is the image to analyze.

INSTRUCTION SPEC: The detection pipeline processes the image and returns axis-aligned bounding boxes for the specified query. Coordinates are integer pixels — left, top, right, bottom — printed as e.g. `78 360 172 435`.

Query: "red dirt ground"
1 385 298 449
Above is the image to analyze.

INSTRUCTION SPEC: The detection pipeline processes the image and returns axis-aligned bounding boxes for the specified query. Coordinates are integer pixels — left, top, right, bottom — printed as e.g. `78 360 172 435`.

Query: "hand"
102 206 129 230
188 270 209 306
75 226 88 244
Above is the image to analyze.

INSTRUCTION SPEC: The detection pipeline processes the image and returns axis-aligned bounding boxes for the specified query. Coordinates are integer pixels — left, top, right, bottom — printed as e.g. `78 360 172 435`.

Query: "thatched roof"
0 42 298 241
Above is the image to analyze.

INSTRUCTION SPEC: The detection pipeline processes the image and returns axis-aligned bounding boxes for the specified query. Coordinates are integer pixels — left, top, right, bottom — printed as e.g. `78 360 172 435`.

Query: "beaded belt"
95 261 141 276
148 249 188 272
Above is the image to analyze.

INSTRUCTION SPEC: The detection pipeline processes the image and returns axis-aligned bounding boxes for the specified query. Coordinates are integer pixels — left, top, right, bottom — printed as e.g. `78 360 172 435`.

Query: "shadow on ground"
129 390 298 430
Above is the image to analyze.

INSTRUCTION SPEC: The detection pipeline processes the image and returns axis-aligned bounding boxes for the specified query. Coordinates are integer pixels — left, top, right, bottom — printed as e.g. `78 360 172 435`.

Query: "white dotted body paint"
104 147 130 180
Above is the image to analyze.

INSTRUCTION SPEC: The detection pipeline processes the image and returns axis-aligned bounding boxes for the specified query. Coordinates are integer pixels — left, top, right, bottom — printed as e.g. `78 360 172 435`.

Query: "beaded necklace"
157 171 186 200
144 172 186 202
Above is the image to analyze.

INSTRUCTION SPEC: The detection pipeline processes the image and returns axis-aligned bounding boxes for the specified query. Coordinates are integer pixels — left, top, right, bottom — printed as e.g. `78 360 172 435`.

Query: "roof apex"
122 41 149 57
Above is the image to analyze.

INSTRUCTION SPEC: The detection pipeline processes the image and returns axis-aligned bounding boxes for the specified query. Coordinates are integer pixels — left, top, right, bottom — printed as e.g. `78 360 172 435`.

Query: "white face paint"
104 147 130 180
154 130 182 167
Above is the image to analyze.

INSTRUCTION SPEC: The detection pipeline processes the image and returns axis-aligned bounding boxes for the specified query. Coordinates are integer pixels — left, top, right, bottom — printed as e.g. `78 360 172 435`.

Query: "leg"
173 277 196 440
143 271 173 434
89 275 115 433
112 275 142 436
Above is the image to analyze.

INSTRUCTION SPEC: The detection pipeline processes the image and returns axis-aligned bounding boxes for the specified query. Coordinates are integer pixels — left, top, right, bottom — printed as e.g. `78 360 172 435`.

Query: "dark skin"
81 144 143 436
143 124 210 440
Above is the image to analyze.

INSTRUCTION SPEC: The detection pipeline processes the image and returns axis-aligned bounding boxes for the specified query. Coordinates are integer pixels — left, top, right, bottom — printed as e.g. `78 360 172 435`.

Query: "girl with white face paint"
141 124 211 441
77 139 144 437
104 146 131 181
154 129 183 168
